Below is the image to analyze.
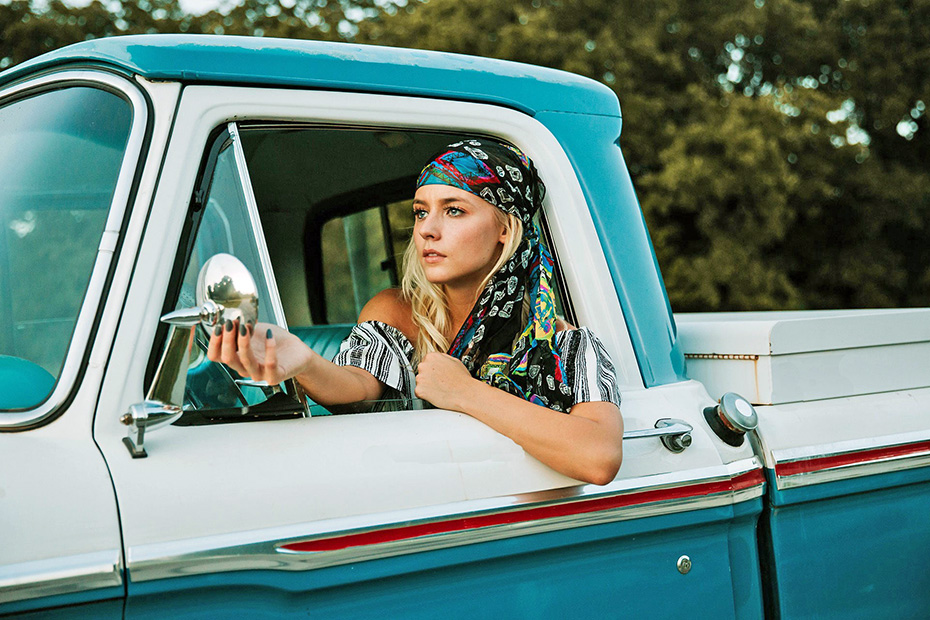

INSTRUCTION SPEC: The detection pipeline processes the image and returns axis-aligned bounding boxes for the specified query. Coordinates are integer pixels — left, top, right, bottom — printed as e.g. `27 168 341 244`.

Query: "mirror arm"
121 318 196 458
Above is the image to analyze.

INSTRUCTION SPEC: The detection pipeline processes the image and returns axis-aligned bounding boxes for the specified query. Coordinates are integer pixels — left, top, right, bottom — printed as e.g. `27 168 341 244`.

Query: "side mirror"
121 254 260 458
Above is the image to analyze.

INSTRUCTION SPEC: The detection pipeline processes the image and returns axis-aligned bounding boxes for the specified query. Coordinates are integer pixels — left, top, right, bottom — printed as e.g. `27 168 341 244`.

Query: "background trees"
3 0 927 311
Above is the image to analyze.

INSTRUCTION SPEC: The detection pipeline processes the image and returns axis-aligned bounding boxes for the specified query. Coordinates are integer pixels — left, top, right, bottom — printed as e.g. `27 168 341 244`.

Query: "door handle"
624 418 693 453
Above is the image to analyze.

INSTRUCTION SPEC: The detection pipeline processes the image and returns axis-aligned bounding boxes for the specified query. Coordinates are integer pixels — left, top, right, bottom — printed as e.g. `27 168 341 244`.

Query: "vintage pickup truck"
1 34 929 619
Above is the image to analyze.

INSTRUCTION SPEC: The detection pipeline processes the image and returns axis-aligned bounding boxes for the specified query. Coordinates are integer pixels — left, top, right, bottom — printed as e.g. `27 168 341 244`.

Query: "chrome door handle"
624 418 693 453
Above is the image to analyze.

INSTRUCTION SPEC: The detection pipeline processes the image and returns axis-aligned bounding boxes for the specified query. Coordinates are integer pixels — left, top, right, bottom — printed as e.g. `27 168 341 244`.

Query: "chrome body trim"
0 549 122 605
226 122 288 329
771 430 930 490
127 458 763 582
0 70 149 429
225 122 309 414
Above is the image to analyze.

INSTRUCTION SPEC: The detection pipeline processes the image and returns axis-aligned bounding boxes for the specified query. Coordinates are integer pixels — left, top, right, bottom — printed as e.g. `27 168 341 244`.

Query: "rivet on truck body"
677 555 692 574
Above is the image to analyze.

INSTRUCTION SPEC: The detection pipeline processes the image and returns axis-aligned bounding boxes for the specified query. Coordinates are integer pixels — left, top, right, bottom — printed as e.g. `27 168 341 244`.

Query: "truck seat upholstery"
290 324 355 362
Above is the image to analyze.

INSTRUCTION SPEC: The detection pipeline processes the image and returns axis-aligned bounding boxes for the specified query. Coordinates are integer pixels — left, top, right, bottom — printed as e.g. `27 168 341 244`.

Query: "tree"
3 0 927 310
358 0 930 310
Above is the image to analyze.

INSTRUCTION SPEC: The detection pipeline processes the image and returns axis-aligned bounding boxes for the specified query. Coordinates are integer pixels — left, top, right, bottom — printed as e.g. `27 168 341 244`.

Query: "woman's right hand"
206 320 314 384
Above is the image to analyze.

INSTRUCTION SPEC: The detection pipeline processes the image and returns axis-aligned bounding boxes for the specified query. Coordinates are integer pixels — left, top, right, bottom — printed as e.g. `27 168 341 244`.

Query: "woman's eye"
447 207 464 216
413 209 426 220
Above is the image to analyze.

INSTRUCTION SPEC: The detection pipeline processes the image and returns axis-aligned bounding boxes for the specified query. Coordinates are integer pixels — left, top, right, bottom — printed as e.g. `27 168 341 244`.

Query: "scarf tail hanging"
420 139 573 413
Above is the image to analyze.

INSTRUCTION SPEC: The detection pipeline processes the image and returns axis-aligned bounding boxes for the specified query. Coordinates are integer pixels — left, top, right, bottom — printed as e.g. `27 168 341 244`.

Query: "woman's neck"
444 284 480 340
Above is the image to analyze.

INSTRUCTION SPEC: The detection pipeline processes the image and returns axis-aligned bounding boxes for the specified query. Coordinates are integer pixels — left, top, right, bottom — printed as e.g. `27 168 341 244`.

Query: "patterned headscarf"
416 139 574 412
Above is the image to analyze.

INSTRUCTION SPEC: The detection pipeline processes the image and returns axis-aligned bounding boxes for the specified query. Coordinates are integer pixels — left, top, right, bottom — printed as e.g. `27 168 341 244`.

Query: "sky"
176 0 225 13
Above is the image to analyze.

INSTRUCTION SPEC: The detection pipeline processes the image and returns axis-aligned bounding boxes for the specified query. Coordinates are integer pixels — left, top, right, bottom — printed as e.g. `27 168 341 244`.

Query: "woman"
208 139 623 485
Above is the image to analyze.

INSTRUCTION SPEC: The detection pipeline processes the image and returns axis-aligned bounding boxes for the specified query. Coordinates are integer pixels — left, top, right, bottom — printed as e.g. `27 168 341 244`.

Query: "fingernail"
266 328 273 339
225 320 233 332
239 324 247 336
214 324 222 336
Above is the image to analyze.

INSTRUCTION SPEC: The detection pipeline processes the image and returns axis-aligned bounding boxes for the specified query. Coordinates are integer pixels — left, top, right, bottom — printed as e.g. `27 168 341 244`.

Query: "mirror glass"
196 253 259 328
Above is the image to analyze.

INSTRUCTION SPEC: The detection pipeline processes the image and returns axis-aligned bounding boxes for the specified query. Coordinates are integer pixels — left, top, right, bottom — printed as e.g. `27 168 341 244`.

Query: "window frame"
120 84 641 433
158 116 626 421
0 70 149 429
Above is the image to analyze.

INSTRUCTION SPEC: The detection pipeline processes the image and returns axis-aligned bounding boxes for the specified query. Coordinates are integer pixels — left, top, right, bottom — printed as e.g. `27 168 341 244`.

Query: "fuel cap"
719 392 758 432
704 392 758 447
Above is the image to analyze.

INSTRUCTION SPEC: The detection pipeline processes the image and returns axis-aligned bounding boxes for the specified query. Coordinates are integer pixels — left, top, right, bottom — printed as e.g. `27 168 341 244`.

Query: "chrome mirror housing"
160 253 260 330
122 254 260 458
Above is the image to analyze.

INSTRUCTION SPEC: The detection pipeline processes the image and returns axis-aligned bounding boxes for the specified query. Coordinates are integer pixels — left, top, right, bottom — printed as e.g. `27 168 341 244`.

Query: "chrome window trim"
771 430 930 490
226 122 288 328
126 458 763 582
0 549 122 606
0 70 148 429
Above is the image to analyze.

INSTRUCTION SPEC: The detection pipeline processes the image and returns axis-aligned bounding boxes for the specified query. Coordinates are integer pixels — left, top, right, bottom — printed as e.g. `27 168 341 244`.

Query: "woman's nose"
418 213 440 238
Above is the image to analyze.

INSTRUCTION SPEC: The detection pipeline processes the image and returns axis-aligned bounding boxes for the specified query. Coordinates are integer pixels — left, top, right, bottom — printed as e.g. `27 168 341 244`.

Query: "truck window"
170 124 572 419
0 86 132 410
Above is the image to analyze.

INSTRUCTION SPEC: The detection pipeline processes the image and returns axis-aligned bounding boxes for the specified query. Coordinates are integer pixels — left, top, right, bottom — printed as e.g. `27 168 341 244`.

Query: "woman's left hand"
414 352 476 410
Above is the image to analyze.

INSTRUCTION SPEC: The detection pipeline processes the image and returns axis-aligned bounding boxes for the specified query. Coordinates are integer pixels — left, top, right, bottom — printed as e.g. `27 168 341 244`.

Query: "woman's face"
412 184 507 292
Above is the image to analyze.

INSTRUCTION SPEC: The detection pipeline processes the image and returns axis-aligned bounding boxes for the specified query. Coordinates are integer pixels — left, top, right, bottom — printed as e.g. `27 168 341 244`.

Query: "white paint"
751 387 930 471
0 73 180 606
677 309 930 405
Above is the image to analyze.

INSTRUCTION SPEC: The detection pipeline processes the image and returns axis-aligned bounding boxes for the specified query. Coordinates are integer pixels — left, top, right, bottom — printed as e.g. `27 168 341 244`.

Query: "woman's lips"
422 249 446 264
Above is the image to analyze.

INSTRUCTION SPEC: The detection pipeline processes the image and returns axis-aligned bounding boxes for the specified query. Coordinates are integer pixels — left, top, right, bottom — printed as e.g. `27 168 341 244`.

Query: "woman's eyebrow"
413 197 469 208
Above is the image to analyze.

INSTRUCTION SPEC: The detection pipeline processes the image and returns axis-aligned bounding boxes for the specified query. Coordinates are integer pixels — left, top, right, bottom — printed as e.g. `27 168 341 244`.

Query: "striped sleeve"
333 321 416 400
556 327 621 408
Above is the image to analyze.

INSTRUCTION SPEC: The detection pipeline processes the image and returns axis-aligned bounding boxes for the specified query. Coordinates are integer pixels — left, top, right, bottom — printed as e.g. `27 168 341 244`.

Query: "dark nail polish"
239 324 247 336
266 328 273 339
225 320 233 332
214 324 222 336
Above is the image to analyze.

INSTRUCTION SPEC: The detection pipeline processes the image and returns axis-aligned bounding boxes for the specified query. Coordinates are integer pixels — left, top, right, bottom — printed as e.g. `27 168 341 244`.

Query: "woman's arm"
206 289 412 406
414 352 623 485
207 321 383 405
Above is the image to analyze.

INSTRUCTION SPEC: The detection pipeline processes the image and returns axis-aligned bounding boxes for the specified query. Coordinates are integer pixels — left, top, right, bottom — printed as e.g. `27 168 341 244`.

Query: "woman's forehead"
414 184 496 210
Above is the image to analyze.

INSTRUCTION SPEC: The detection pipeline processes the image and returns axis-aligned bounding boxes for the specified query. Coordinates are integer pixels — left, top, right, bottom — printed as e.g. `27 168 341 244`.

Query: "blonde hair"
402 209 523 363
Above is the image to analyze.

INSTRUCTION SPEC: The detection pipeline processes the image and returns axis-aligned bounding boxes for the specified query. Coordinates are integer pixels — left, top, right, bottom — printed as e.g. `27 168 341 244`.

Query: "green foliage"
2 0 927 311
358 0 930 311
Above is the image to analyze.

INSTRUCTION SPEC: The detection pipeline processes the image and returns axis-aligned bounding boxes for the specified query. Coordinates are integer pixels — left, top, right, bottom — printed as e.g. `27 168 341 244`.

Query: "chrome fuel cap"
719 392 758 432
704 392 758 447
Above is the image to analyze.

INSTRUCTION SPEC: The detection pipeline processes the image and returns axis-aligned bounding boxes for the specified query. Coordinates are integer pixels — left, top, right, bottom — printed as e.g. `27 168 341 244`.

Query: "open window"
162 123 573 423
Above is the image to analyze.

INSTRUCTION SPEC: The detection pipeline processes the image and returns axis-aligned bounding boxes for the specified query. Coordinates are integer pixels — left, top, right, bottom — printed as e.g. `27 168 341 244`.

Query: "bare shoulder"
555 318 576 333
358 289 417 343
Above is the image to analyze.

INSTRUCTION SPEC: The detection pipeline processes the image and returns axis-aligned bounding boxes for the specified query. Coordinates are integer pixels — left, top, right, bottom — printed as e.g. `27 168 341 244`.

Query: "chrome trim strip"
771 430 930 490
774 449 930 490
772 429 930 463
226 122 288 329
0 549 122 605
725 457 763 477
0 70 149 429
128 458 763 582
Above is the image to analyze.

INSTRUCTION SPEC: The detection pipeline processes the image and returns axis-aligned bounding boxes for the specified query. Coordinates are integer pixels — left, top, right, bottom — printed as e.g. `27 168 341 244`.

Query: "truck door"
96 84 766 619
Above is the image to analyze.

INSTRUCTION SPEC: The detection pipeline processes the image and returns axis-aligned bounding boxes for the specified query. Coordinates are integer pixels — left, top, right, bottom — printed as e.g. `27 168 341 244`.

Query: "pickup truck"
1 34 929 619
